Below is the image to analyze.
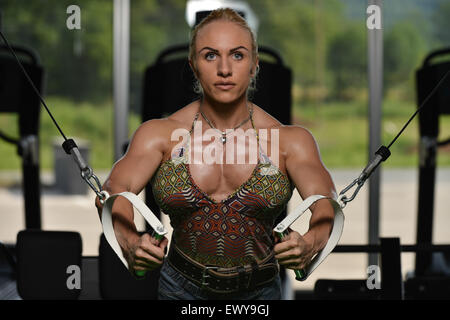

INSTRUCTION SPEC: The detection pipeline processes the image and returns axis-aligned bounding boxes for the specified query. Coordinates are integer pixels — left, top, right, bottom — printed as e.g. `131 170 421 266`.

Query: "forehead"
195 20 252 50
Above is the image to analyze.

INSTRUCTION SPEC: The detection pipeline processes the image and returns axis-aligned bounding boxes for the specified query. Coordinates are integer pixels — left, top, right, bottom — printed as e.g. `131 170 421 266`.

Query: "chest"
188 132 285 195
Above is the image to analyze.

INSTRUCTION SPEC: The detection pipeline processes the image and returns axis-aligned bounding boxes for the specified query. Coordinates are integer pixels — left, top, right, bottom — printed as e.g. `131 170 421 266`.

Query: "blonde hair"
189 8 259 95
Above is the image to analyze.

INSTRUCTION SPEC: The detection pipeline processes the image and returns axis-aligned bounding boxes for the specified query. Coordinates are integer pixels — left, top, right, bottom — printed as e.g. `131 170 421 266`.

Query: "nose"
217 57 232 77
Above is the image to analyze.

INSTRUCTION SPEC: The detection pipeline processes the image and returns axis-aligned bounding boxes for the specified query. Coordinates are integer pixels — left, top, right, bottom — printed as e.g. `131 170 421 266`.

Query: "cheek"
237 64 253 82
238 59 253 74
195 61 213 79
197 69 215 86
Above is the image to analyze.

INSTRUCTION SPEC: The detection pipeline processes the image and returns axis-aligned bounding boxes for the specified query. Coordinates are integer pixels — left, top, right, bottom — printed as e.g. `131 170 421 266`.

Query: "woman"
96 8 336 300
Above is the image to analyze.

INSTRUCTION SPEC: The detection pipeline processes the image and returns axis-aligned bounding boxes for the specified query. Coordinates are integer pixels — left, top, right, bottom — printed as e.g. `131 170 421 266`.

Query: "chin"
207 90 246 105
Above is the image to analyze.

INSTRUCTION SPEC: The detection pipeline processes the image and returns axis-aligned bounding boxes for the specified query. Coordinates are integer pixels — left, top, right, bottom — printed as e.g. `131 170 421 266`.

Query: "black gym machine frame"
1 17 450 298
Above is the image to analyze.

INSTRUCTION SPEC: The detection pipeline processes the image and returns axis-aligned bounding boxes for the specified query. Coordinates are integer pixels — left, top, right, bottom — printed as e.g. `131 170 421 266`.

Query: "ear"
251 56 260 76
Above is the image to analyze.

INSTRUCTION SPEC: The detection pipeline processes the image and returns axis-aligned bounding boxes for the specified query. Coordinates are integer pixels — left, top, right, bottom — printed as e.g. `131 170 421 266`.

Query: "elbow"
95 195 104 221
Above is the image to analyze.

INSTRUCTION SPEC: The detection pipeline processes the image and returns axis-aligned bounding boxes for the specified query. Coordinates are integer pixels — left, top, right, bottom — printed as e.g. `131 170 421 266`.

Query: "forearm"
303 200 334 254
112 201 140 258
96 178 140 255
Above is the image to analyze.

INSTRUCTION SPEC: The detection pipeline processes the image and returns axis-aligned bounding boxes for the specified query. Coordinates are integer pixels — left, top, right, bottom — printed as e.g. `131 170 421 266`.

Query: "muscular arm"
275 125 336 269
95 119 168 270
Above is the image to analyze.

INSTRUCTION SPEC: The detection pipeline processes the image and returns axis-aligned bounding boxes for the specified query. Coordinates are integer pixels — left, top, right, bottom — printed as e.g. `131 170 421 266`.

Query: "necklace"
200 102 253 144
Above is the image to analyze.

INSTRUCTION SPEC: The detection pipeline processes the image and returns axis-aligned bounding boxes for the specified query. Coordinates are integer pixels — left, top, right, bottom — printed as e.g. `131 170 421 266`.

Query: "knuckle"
134 248 144 258
138 242 148 251
287 239 296 247
141 233 151 242
140 238 153 249
155 250 164 260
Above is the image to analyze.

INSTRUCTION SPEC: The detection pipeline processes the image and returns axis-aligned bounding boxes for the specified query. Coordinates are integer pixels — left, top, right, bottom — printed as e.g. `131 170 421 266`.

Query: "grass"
0 97 141 171
0 96 449 171
293 99 450 168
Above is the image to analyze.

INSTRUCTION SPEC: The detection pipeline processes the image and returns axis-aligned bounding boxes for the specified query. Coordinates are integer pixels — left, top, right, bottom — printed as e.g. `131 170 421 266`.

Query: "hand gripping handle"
273 195 345 281
275 230 307 280
101 192 168 278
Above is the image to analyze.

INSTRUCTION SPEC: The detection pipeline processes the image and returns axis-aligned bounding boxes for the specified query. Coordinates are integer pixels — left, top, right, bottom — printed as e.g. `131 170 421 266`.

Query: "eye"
205 52 216 61
232 52 244 60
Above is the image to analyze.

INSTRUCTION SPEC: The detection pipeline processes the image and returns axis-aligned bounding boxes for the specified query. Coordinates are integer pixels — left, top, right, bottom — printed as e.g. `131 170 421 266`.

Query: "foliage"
1 0 449 170
1 0 447 104
432 0 450 46
327 23 367 101
0 96 449 171
384 21 427 98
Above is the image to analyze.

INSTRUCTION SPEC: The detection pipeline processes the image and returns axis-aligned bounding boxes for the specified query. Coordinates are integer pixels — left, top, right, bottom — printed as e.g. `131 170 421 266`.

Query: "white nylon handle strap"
101 191 168 270
303 196 344 280
274 194 345 281
102 192 343 279
274 195 328 233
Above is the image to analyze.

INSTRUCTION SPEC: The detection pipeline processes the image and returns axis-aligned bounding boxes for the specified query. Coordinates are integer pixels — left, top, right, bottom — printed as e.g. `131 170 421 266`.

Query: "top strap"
249 103 260 147
189 103 259 148
189 112 200 134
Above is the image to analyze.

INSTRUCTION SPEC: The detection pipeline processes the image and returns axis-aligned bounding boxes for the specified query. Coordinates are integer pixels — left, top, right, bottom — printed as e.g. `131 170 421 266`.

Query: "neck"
199 94 251 131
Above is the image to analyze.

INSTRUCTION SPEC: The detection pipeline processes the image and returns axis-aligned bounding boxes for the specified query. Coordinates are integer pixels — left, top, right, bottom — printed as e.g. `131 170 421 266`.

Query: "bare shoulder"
279 124 316 144
251 104 284 130
280 124 322 164
129 101 199 156
251 105 317 151
166 100 200 124
139 101 198 131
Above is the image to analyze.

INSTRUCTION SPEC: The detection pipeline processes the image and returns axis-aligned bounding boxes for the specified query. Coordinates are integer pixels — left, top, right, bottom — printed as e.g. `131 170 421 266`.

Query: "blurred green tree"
249 0 346 103
0 0 442 106
0 0 113 102
129 0 189 113
327 24 367 101
384 21 426 99
432 0 450 47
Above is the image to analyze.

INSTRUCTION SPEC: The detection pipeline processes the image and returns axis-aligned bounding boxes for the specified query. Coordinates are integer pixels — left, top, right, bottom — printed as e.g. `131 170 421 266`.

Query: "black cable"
0 30 68 141
386 70 450 149
438 137 450 147
0 30 106 198
0 130 19 145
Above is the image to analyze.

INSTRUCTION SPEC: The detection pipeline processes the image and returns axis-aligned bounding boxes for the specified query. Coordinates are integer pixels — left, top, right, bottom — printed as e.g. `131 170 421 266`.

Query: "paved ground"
1 168 449 292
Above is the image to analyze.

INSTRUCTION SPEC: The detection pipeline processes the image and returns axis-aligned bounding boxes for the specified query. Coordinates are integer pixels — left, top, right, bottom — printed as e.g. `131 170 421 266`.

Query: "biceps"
289 162 336 200
105 154 159 195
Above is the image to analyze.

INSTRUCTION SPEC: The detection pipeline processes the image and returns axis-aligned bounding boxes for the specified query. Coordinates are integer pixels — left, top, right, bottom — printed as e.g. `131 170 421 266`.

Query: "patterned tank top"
150 110 295 267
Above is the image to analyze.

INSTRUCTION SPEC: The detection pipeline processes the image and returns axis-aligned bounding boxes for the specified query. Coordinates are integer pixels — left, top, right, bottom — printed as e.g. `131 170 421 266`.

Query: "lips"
214 82 235 90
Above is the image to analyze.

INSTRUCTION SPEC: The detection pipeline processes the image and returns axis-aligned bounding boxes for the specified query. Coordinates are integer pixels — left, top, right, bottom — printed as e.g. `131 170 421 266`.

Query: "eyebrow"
198 46 249 54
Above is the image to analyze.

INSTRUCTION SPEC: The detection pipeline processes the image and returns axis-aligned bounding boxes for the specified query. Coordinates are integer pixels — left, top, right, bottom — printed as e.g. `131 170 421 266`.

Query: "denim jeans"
157 259 282 300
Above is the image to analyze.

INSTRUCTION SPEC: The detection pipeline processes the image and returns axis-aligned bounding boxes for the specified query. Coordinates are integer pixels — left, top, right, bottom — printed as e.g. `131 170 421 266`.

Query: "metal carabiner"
337 177 364 209
80 167 107 202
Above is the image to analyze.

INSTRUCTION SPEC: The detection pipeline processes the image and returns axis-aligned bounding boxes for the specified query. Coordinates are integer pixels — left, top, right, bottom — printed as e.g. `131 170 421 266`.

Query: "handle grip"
135 232 164 278
276 231 307 281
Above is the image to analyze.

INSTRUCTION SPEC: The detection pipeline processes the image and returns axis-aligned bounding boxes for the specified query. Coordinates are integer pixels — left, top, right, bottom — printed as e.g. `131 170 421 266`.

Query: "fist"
273 231 314 270
128 233 169 274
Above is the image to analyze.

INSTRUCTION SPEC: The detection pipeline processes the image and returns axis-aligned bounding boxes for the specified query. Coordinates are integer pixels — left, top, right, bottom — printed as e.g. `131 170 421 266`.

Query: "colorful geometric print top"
150 110 295 268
